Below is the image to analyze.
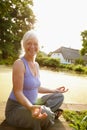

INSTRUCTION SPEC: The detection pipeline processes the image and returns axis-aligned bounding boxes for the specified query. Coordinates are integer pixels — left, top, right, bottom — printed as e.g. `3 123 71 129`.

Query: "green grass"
63 110 87 130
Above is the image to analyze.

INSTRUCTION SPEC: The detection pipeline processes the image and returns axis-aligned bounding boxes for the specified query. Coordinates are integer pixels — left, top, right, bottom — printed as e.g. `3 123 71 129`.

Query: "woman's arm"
12 59 33 110
37 63 68 94
12 60 47 119
38 86 68 94
38 86 55 93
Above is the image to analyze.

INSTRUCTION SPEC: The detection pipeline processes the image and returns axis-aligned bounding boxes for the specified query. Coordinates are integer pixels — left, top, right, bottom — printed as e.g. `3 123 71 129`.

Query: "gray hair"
20 30 38 57
21 30 38 47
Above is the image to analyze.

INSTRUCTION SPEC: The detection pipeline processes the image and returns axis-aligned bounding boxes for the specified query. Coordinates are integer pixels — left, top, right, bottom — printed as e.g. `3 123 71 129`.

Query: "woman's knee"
56 93 64 102
60 93 64 102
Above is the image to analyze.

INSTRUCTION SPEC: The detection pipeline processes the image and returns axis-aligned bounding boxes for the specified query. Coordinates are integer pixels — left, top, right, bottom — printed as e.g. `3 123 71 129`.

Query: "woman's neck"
24 54 35 63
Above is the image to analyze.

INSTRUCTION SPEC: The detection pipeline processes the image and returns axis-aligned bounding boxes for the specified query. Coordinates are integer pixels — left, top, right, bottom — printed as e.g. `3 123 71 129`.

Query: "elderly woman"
5 30 68 130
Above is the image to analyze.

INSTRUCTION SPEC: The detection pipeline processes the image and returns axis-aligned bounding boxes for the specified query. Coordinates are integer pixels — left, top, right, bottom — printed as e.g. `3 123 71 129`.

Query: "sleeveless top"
9 57 41 104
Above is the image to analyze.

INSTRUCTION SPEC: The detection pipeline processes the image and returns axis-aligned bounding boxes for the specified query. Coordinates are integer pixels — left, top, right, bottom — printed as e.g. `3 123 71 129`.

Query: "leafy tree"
80 30 87 55
0 0 36 62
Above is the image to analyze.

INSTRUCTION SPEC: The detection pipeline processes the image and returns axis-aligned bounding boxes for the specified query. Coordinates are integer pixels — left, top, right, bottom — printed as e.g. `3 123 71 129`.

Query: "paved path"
61 103 87 111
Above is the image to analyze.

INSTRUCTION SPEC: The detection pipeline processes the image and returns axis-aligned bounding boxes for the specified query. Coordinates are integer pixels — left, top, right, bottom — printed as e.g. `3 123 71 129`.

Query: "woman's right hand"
31 105 47 119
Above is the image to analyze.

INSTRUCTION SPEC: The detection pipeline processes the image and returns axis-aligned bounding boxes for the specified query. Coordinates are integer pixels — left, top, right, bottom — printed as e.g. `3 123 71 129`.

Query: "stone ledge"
0 118 72 130
61 103 87 111
0 120 31 130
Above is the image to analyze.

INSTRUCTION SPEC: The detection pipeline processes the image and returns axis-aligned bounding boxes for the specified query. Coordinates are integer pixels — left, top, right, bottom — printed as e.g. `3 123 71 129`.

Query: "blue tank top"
9 57 41 104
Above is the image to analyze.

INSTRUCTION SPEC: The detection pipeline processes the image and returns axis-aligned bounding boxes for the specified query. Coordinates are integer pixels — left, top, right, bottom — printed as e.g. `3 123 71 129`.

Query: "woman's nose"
31 44 35 48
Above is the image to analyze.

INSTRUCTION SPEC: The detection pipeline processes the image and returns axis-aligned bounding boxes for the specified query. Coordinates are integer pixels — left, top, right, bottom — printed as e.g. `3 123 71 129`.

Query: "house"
51 46 87 64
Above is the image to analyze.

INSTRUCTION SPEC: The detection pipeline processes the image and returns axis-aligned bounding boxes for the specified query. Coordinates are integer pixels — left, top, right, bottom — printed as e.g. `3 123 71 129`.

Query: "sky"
33 0 87 53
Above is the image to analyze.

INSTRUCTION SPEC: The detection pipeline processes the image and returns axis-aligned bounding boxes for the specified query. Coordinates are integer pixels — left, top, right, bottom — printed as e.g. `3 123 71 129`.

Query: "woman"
5 30 68 130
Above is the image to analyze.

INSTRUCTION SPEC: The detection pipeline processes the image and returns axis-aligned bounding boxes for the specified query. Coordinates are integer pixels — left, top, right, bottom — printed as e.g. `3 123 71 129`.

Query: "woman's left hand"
54 86 68 93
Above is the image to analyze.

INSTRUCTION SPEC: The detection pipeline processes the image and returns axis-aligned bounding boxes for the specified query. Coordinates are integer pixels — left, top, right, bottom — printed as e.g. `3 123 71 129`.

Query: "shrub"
65 64 74 70
36 55 60 68
73 65 84 72
63 110 87 130
75 58 85 65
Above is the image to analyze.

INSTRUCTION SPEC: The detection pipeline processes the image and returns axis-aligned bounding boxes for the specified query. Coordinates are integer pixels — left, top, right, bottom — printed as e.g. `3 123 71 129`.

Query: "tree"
80 30 87 55
0 0 36 62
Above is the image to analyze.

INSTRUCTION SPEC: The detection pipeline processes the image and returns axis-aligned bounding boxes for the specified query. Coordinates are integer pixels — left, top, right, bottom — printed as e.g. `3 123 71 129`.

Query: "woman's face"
24 37 39 56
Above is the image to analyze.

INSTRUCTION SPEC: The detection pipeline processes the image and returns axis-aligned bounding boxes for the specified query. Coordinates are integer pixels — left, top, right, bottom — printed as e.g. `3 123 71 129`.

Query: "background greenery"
0 0 35 64
63 110 87 130
0 0 87 73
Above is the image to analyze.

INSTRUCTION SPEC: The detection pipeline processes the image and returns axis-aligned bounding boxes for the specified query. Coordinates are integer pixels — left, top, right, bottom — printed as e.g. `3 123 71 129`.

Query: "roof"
52 46 87 61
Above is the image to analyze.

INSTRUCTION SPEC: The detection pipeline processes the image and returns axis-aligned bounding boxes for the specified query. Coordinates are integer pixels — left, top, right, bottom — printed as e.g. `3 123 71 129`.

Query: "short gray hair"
20 30 38 57
21 30 38 47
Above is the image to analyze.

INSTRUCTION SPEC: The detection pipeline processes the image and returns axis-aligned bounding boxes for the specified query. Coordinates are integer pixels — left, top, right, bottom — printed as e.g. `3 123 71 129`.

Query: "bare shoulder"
13 59 25 72
13 59 23 65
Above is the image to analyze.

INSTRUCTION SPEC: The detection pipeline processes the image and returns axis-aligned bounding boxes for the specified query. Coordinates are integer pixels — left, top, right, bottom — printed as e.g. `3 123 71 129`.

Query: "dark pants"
5 93 64 130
